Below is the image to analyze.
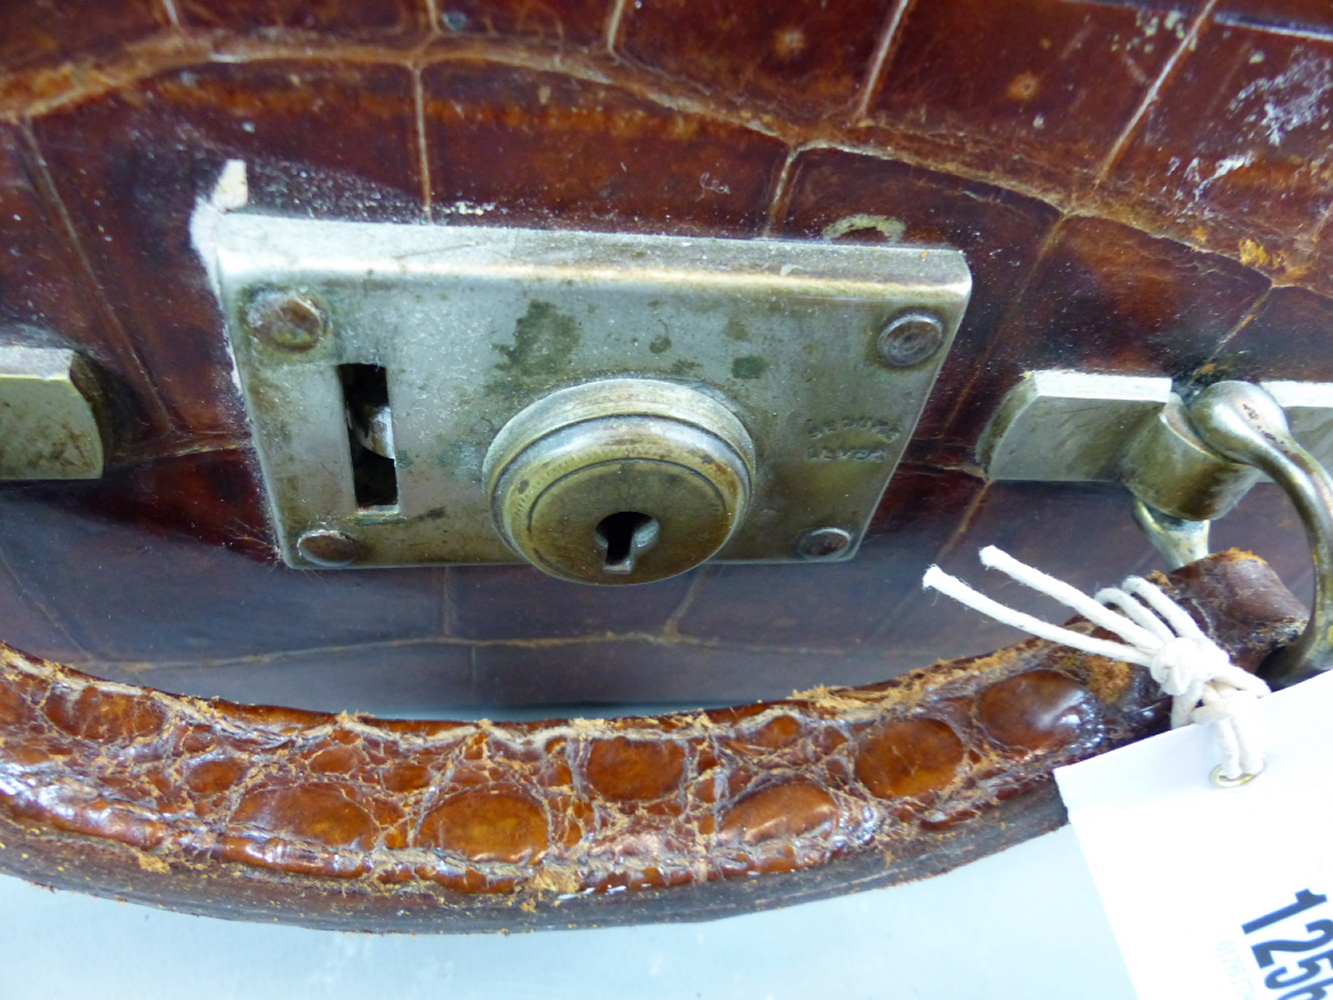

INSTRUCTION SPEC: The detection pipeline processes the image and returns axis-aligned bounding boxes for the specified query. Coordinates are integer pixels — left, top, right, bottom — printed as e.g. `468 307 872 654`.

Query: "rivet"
796 527 854 561
245 290 327 352
876 311 945 368
297 529 360 567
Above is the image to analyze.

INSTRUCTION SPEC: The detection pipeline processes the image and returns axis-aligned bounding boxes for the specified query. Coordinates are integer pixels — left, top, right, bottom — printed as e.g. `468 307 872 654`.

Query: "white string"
922 546 1269 781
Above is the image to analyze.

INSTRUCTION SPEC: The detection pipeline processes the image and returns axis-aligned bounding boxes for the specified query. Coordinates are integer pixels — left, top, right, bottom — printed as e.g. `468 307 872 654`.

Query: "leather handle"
0 552 1305 932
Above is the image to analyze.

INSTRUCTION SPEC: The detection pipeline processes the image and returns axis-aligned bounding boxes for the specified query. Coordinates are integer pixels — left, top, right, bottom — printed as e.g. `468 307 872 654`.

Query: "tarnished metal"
1095 380 1333 685
210 215 971 571
985 372 1333 685
875 311 946 368
242 289 327 353
979 371 1172 482
1187 381 1333 687
1120 393 1261 522
0 345 104 480
1131 499 1211 571
486 379 754 585
296 529 361 568
795 527 855 561
982 371 1333 485
1263 381 1333 463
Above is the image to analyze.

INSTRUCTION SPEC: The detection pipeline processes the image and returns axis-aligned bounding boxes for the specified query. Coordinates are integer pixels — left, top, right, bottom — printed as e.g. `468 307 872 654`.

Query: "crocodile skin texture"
0 552 1306 930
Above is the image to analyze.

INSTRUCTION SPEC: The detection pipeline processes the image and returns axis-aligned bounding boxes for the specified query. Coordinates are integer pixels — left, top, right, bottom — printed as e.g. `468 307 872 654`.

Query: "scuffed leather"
0 551 1306 931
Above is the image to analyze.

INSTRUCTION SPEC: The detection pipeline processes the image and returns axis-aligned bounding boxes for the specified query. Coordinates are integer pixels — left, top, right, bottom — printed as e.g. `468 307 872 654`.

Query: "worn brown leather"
0 550 1305 931
0 0 1327 720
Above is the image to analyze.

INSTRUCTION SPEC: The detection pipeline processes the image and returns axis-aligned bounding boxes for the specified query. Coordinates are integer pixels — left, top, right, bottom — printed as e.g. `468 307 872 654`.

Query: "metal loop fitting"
977 371 1332 688
1185 381 1333 688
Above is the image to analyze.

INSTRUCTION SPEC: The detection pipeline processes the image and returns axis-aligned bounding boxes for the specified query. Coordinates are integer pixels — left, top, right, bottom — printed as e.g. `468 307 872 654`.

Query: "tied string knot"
1150 635 1224 700
922 546 1269 781
1148 635 1228 719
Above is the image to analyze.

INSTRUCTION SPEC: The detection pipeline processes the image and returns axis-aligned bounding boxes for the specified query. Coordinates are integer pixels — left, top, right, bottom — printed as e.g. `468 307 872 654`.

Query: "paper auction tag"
1056 668 1333 1000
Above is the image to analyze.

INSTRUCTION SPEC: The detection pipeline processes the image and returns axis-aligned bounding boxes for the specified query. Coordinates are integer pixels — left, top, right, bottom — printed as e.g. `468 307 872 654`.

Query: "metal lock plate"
212 216 970 571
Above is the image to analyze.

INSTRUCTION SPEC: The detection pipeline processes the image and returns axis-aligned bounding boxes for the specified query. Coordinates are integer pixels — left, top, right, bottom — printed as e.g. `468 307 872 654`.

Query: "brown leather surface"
0 551 1305 930
0 1 1325 709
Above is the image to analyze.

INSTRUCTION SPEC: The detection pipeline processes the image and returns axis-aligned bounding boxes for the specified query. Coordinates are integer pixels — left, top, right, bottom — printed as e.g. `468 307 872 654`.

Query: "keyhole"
595 511 660 573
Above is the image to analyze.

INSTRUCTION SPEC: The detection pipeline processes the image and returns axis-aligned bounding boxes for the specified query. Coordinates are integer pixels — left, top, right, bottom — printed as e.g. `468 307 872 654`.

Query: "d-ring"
1186 381 1333 688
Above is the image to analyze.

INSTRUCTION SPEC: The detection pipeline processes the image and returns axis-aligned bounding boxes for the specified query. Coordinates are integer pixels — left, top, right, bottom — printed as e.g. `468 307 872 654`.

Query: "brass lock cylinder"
484 379 755 585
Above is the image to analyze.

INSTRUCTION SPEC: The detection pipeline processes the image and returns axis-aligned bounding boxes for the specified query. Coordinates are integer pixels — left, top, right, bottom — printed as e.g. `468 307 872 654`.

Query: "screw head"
876 311 945 368
296 529 360 567
245 290 327 352
795 526 854 561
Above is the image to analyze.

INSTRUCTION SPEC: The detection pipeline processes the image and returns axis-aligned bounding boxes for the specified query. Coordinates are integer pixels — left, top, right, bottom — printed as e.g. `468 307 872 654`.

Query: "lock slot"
337 363 398 511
